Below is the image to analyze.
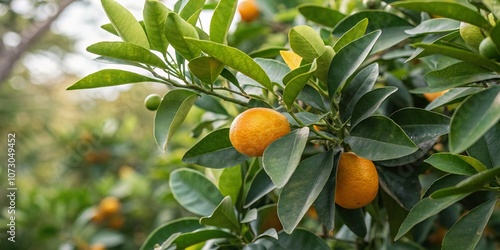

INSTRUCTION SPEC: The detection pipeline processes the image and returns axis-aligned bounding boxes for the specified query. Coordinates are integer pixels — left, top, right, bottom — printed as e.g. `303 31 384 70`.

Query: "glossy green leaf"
395 193 470 240
377 165 421 211
468 123 500 169
244 168 275 208
262 127 309 188
298 4 345 28
165 12 200 60
327 30 381 98
283 61 317 109
424 62 500 91
219 166 242 205
350 87 398 127
283 112 322 127
422 174 467 198
155 232 180 250
392 0 491 30
100 23 118 36
182 128 248 168
194 95 229 115
277 229 330 250
172 229 236 249
414 43 500 72
313 150 340 232
101 0 149 49
278 150 335 234
336 206 366 237
333 18 368 52
200 196 240 232
236 58 290 88
86 42 167 69
449 86 500 153
332 11 412 53
442 197 497 250
405 18 460 35
140 218 202 250
67 69 161 90
425 153 484 176
241 209 257 223
340 63 378 122
289 25 326 62
154 89 198 151
430 167 500 199
179 0 206 22
406 32 456 63
210 0 237 44
143 0 170 53
186 38 273 90
425 87 482 110
298 85 327 112
169 168 224 216
249 46 289 59
188 56 224 84
346 116 418 161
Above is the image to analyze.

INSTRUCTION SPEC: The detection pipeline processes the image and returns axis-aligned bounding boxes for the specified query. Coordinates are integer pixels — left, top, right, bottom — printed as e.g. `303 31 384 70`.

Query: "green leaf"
298 4 345 28
467 123 500 169
194 95 229 115
425 153 484 175
327 30 381 98
314 46 336 84
424 62 500 91
381 191 410 240
336 206 366 238
154 90 198 151
289 25 326 62
414 43 500 72
186 38 273 90
277 229 330 250
86 42 167 69
143 0 170 53
298 85 328 112
283 61 317 109
405 18 460 35
100 23 118 36
425 87 482 110
101 0 149 49
377 165 421 211
200 196 240 232
249 46 289 59
250 205 283 234
449 86 500 153
262 127 309 188
278 150 335 234
430 167 500 199
244 168 275 208
172 229 236 249
333 18 368 52
236 58 290 88
179 0 206 23
140 218 202 250
313 150 340 232
165 12 200 60
350 86 398 127
391 0 491 30
67 69 161 90
182 128 248 168
394 193 471 240
188 56 225 84
490 19 500 50
219 166 242 206
210 0 237 44
422 174 467 198
442 197 497 250
169 168 224 216
346 116 418 161
340 63 378 122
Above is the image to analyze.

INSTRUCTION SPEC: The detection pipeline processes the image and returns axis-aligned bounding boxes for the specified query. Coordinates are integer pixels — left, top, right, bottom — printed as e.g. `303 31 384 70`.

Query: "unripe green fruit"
479 37 500 60
144 94 161 111
459 22 485 48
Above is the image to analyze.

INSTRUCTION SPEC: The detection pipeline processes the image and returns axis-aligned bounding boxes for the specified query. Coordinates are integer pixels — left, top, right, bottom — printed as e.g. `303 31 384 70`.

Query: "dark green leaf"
313 150 340 232
377 165 421 211
250 205 283 235
422 174 467 198
244 168 275 208
340 63 378 122
249 46 289 58
424 62 500 91
425 153 484 176
154 89 198 151
298 4 345 28
194 95 229 115
169 168 224 216
425 87 482 110
283 61 317 109
143 0 170 53
277 229 330 250
336 206 366 237
67 69 161 90
333 18 368 52
405 18 460 35
467 123 500 169
86 42 167 69
200 196 240 232
210 0 237 44
140 218 202 250
165 12 201 60
182 128 248 168
350 86 398 127
172 229 236 249
262 127 309 188
298 85 328 112
188 56 224 84
283 112 322 127
430 167 500 199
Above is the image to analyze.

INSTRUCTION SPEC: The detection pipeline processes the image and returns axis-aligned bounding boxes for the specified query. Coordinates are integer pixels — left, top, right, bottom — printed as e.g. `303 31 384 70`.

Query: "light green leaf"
200 196 240 232
182 128 248 168
186 38 273 90
210 0 237 44
140 218 202 250
424 62 500 91
424 153 482 176
179 0 206 23
86 42 167 69
289 25 326 62
449 86 500 153
350 86 398 127
430 167 500 199
333 18 368 52
100 0 149 49
169 168 224 216
278 150 335 234
154 89 198 151
165 12 201 60
262 127 309 188
219 166 243 205
172 229 236 249
67 69 161 90
340 63 378 122
346 116 418 161
405 18 460 35
143 0 170 53
188 56 225 84
298 4 345 28
283 61 317 109
244 168 275 208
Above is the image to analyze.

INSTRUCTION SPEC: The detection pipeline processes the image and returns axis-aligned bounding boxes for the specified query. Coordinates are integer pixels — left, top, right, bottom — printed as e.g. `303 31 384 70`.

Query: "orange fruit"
229 108 290 157
98 196 121 216
423 90 448 102
335 152 379 209
107 215 125 230
238 0 259 22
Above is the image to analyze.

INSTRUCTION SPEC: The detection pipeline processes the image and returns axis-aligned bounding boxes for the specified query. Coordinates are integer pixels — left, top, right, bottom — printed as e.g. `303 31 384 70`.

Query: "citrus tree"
67 0 500 249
